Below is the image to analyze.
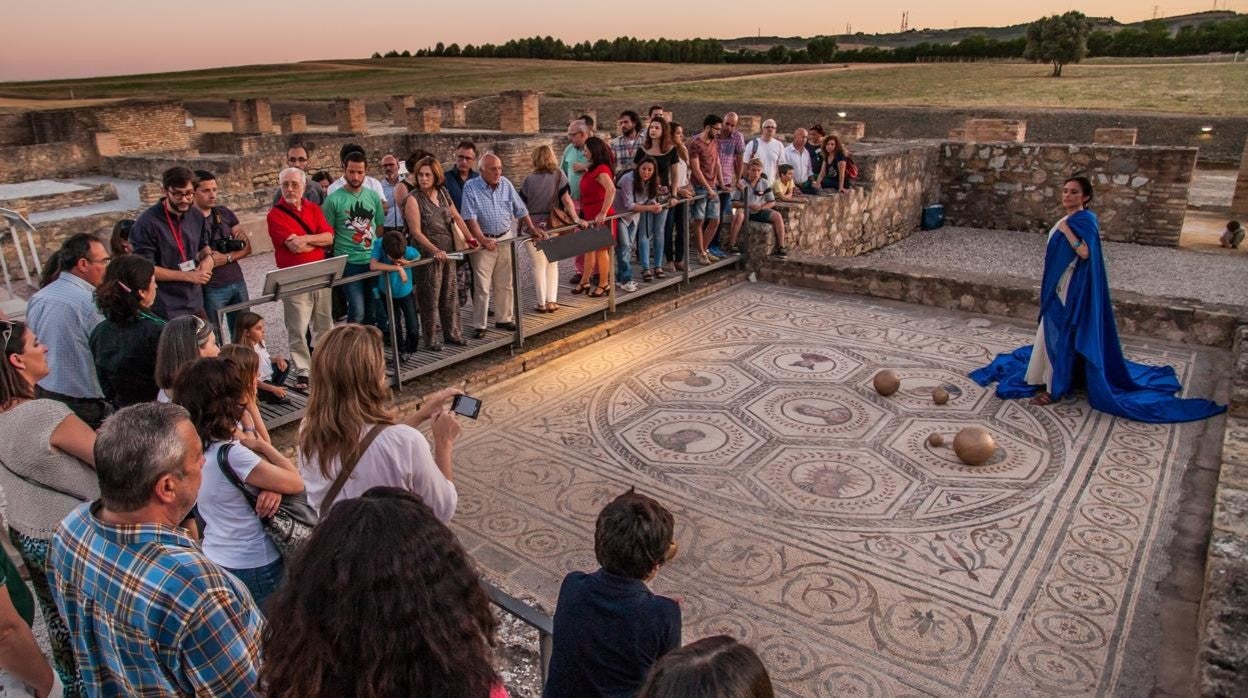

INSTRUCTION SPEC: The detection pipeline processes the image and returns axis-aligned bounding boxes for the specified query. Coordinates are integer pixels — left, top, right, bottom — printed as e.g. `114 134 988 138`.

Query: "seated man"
545 489 681 698
726 158 788 258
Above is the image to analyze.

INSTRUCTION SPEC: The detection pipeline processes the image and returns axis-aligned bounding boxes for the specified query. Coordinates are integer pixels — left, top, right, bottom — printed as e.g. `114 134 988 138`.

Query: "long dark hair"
173 358 244 445
585 136 615 172
1065 175 1094 208
633 156 661 200
95 255 155 325
639 635 774 698
259 487 500 698
0 321 34 410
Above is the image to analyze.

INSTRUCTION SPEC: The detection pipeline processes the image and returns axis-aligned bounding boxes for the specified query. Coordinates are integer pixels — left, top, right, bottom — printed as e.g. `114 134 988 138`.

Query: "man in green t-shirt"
321 150 385 324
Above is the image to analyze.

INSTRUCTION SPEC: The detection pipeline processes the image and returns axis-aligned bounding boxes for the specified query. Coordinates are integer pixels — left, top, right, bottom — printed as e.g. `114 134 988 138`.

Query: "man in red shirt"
267 167 336 389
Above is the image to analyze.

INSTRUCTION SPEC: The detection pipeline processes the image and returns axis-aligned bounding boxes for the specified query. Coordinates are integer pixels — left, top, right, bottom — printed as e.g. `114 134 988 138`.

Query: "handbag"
320 423 389 512
216 443 319 557
547 176 576 232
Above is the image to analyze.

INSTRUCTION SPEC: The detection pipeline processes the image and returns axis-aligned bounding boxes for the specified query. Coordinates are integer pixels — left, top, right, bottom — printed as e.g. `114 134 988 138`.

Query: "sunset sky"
1 0 1241 81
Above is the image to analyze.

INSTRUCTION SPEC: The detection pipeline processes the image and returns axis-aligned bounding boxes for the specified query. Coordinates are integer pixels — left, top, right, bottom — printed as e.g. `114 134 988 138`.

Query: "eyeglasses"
167 187 195 200
455 154 476 161
89 255 111 266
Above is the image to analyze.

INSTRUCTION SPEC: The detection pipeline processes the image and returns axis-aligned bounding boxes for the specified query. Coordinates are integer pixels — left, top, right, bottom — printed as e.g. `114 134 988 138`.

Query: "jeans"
392 293 419 351
616 217 638 283
665 200 688 266
637 209 668 271
223 557 284 610
342 262 373 324
203 280 249 342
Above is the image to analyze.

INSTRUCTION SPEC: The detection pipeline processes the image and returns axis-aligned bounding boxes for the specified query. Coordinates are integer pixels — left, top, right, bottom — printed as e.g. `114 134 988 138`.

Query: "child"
369 230 421 355
544 489 681 698
726 158 788 258
772 163 805 203
233 311 290 406
1219 220 1244 249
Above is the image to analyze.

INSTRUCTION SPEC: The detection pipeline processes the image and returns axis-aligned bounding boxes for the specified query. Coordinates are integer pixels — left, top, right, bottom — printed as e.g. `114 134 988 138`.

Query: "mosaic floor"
449 284 1224 697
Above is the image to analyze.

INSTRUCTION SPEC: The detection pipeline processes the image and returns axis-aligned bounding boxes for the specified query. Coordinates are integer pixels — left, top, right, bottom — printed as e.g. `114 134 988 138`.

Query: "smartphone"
451 394 482 419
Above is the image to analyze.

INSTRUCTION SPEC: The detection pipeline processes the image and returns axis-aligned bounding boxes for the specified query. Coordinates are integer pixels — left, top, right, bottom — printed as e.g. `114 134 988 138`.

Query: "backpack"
844 157 859 180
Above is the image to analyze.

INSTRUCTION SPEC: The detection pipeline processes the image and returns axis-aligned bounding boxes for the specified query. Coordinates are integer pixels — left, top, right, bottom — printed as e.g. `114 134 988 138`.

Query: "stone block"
389 95 415 127
334 98 368 134
279 113 307 134
947 128 967 141
737 115 762 135
439 99 467 128
963 118 1027 143
406 106 442 134
826 121 866 144
1094 128 1138 146
138 181 164 206
91 131 120 157
227 99 272 134
499 91 540 134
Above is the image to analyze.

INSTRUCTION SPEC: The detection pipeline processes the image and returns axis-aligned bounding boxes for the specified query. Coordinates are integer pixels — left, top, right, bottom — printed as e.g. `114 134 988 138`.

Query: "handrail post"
511 238 524 348
682 197 692 284
606 235 616 314
540 631 553 686
382 273 401 391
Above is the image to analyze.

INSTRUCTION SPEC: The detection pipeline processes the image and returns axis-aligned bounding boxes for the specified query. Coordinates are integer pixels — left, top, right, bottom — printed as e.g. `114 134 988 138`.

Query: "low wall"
751 141 941 258
940 142 1195 246
0 113 32 147
0 143 91 184
0 183 117 215
1198 326 1248 696
28 100 194 154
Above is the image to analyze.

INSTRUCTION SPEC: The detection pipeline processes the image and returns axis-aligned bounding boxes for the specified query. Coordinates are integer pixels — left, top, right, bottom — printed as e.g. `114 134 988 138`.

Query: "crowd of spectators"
0 102 853 697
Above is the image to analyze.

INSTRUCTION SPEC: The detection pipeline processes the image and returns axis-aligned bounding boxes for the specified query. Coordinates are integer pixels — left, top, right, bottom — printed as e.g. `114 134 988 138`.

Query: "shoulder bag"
439 187 476 252
320 423 389 512
216 443 319 557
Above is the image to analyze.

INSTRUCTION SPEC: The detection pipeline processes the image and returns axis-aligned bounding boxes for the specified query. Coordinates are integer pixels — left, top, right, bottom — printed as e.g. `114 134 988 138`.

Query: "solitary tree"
806 36 839 63
1024 11 1091 77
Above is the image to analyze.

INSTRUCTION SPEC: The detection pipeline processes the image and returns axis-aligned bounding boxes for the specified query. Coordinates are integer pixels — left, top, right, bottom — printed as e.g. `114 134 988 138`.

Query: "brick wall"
0 183 117 214
1094 128 1138 146
0 143 90 184
940 142 1196 246
24 100 194 155
0 113 32 147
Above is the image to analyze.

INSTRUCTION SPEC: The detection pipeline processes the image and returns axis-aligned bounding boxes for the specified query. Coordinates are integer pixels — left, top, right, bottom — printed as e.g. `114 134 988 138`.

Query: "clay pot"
953 427 997 466
932 387 950 405
926 432 944 448
873 370 900 396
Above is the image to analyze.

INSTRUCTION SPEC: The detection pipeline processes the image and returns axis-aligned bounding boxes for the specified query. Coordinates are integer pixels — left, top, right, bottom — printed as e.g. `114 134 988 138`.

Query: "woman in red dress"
576 137 617 298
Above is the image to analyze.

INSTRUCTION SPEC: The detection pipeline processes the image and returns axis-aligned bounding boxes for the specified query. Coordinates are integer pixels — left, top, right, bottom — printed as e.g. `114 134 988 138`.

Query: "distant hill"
719 10 1240 51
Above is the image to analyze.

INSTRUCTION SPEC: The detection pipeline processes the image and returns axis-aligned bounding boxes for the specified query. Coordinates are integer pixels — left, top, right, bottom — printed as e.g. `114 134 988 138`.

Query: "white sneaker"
620 280 638 292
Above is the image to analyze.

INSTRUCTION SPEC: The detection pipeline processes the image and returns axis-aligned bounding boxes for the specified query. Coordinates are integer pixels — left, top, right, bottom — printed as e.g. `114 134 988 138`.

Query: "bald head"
723 112 739 132
480 153 502 185
793 128 808 147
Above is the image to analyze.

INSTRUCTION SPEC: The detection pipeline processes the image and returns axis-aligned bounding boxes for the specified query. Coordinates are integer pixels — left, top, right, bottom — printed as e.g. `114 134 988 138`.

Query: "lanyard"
139 310 167 326
162 204 187 262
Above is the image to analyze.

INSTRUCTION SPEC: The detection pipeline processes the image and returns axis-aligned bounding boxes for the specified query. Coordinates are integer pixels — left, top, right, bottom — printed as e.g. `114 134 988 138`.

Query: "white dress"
1025 224 1078 391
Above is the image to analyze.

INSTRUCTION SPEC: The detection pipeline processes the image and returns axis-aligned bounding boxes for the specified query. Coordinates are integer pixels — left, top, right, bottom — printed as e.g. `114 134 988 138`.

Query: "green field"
1 58 1245 115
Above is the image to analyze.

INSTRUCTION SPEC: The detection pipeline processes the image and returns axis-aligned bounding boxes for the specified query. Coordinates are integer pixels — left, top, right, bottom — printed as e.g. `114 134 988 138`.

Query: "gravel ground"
862 226 1248 307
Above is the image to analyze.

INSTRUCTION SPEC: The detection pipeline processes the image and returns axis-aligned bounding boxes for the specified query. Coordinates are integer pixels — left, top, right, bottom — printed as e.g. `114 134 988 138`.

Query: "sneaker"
708 246 725 258
697 253 712 265
619 280 638 293
724 243 740 254
773 246 789 258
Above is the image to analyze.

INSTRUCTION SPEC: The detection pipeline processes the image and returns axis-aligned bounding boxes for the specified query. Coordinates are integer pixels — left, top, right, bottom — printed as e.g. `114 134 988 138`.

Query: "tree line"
370 15 1248 65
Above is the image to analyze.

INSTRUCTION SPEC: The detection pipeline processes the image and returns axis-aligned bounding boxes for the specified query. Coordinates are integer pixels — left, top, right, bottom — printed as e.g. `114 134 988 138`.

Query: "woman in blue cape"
970 176 1224 424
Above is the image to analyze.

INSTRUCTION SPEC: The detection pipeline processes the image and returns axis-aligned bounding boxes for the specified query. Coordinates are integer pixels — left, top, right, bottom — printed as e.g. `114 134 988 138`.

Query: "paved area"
862 226 1248 307
450 283 1226 696
0 179 88 199
28 176 141 224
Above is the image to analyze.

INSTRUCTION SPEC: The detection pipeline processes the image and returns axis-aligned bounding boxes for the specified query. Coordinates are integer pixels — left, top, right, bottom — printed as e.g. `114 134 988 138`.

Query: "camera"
212 238 246 253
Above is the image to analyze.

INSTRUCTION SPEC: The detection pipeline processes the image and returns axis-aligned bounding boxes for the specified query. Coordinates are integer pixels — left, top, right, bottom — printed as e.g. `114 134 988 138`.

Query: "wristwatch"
226 254 234 264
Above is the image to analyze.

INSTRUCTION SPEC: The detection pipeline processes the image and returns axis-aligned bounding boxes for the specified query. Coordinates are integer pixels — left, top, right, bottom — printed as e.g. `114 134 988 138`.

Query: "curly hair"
173 358 244 445
259 486 500 698
95 255 155 325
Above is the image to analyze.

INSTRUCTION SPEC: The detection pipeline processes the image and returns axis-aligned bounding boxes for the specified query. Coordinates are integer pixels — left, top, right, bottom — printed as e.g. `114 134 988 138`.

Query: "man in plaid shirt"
610 110 644 177
51 403 263 697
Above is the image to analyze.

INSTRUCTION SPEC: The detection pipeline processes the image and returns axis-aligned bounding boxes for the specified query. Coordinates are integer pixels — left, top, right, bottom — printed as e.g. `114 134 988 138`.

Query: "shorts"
749 210 774 224
691 186 720 221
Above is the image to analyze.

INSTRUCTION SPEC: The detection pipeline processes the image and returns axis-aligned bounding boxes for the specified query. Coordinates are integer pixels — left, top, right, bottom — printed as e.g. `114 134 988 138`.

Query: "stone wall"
28 101 195 154
740 141 941 259
0 113 32 147
0 143 90 184
1197 326 1248 696
0 183 117 215
939 142 1196 246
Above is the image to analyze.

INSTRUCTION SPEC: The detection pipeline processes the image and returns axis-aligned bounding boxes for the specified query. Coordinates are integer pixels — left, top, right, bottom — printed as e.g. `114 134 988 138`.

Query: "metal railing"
483 579 554 684
0 208 44 320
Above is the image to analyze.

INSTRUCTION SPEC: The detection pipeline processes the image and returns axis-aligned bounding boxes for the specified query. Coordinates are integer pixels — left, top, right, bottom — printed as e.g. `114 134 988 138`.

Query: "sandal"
1029 392 1053 406
643 270 653 282
293 376 310 392
571 283 589 295
589 284 609 298
654 267 666 279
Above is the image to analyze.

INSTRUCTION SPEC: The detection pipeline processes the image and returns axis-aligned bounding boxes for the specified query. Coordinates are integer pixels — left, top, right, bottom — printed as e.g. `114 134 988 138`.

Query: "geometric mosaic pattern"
448 284 1221 696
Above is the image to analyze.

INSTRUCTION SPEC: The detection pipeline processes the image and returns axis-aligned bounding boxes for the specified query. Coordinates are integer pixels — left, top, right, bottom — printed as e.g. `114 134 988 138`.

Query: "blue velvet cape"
970 209 1225 424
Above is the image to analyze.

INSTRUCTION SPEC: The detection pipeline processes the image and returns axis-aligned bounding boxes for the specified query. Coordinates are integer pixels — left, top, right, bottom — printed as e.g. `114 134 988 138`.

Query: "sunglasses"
0 320 17 357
